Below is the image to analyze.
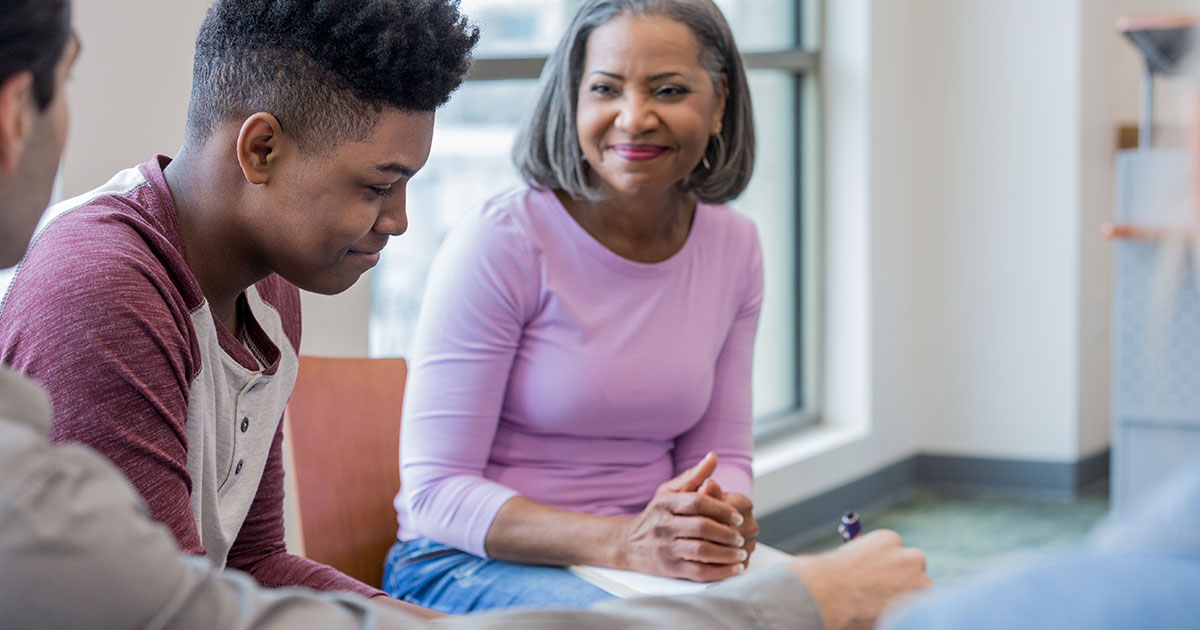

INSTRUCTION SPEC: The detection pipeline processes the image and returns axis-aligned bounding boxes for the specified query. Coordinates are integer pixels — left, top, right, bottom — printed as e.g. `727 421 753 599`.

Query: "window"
370 0 819 437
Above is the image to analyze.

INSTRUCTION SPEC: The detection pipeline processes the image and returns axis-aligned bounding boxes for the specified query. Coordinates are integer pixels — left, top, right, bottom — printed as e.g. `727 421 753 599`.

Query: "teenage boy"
0 0 479 613
0 2 424 626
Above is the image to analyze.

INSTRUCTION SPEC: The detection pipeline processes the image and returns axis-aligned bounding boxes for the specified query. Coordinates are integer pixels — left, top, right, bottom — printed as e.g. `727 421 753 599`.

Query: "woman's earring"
702 133 725 170
702 134 719 170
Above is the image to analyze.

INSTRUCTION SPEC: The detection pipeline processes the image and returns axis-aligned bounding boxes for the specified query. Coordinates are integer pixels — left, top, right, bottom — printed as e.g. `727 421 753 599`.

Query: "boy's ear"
0 72 36 174
235 112 285 185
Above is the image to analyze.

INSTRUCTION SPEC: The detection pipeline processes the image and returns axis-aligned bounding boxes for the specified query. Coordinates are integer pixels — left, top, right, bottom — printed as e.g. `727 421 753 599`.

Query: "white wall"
64 1 206 196
777 0 1193 503
296 276 371 357
898 0 1084 461
902 0 1196 462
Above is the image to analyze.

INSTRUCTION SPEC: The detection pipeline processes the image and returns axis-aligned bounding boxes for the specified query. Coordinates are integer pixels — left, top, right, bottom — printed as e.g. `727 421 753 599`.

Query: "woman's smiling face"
574 12 726 201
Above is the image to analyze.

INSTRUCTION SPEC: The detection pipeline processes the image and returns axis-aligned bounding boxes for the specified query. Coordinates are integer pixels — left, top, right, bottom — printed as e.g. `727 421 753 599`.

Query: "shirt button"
235 459 244 475
241 417 250 433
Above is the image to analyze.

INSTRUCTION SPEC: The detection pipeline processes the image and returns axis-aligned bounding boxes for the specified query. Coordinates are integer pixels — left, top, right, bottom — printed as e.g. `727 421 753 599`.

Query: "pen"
838 511 861 543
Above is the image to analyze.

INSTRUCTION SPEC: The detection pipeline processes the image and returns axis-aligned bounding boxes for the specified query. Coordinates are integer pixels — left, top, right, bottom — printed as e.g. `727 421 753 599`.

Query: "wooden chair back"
285 355 407 588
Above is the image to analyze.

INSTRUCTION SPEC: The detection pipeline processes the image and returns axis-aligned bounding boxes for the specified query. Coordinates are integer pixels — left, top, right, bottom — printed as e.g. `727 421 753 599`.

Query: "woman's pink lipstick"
612 144 667 161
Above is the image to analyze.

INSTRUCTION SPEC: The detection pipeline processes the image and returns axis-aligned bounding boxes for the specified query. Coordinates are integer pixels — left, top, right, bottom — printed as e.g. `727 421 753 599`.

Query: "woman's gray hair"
512 0 755 204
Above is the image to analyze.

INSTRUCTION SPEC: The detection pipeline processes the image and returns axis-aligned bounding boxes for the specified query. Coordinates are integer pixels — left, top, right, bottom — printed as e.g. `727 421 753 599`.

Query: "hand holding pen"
789 528 932 630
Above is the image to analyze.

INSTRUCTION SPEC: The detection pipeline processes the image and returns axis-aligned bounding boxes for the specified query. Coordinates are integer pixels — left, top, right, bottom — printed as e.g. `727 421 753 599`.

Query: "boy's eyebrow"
376 162 416 178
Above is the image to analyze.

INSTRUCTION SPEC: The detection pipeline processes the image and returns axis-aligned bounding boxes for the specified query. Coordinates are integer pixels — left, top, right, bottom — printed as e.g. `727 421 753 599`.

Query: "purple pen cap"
838 512 861 543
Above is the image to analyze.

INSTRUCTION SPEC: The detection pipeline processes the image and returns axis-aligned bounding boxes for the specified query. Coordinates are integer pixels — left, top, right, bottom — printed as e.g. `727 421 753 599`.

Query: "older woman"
384 0 762 613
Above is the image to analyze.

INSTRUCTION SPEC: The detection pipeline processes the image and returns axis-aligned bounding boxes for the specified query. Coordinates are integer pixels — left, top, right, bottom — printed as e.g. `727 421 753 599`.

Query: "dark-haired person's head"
0 0 77 267
180 0 478 294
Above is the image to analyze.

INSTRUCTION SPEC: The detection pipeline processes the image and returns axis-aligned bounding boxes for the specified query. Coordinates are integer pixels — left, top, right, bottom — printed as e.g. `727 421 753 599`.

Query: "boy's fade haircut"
0 0 73 111
185 0 480 151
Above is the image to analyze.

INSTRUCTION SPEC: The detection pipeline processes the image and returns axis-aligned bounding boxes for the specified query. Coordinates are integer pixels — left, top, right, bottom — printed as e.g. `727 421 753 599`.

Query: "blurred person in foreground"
0 0 931 628
884 457 1200 630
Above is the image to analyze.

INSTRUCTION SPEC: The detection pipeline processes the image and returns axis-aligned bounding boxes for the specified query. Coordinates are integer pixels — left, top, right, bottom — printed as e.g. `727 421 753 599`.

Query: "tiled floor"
789 487 1111 585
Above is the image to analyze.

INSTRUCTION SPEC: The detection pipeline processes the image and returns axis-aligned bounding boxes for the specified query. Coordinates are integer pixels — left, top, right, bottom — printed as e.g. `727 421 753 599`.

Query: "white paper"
568 543 794 598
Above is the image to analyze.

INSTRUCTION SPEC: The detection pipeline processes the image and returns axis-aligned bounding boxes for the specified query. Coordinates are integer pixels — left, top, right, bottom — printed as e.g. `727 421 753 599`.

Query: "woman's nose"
614 94 658 135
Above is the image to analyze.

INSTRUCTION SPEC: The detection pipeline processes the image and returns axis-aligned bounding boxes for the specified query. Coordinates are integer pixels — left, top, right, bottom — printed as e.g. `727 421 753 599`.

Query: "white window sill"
754 420 868 477
751 420 873 515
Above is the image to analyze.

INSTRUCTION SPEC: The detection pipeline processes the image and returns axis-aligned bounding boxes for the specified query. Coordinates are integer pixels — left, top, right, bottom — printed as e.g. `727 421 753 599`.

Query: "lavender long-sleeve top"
395 186 764 558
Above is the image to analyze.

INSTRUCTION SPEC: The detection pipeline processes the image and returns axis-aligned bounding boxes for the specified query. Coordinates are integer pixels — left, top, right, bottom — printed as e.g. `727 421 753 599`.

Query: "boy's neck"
163 143 272 335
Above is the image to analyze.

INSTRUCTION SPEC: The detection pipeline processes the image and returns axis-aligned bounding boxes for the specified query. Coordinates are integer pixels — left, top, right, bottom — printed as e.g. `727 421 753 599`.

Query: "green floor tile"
788 488 1110 585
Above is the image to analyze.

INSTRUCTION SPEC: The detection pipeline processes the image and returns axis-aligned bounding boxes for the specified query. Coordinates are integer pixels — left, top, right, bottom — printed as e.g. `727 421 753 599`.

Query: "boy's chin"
286 270 364 296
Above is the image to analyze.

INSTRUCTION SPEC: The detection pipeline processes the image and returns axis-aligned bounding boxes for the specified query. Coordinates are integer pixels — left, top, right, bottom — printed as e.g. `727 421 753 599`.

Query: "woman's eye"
369 186 395 198
589 83 616 96
656 86 689 98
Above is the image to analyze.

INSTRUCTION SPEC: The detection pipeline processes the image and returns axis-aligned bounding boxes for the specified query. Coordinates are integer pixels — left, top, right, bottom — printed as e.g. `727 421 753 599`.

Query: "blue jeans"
382 538 614 614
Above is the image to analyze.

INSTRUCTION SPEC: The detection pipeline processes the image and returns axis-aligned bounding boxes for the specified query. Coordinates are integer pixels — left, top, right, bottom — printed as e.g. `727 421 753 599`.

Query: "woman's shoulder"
455 184 563 251
438 185 556 268
695 202 761 253
695 204 764 310
474 184 557 227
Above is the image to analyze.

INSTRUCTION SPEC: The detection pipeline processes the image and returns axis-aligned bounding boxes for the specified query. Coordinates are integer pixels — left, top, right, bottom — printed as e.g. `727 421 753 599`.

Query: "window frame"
743 1 823 442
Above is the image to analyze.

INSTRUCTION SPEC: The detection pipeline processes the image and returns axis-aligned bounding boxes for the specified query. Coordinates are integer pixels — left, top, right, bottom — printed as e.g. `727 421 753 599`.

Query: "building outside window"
370 0 819 437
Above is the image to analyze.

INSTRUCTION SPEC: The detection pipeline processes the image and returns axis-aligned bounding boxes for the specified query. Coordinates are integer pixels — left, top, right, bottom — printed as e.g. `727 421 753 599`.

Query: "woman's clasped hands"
614 452 759 582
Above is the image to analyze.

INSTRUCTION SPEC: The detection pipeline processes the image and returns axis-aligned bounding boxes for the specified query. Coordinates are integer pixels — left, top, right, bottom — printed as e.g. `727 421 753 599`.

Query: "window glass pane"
461 0 796 56
740 70 798 419
462 0 579 56
715 0 797 51
369 80 535 358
